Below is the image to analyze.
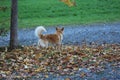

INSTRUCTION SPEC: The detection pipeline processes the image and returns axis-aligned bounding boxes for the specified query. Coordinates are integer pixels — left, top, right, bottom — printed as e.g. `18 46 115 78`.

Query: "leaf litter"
0 44 120 79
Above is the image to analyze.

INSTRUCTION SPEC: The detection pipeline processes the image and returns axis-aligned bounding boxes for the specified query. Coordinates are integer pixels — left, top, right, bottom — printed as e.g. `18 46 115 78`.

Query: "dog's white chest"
60 34 63 41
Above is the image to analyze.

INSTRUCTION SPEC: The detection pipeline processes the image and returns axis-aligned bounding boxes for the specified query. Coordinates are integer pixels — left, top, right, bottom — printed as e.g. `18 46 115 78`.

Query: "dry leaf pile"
0 44 120 79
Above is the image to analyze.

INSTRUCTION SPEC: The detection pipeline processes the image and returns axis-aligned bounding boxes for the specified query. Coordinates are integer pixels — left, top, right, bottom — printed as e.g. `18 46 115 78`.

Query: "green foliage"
0 0 120 29
0 24 8 36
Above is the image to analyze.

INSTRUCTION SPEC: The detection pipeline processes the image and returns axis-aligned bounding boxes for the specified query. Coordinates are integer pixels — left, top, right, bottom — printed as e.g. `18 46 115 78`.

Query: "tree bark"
10 0 18 49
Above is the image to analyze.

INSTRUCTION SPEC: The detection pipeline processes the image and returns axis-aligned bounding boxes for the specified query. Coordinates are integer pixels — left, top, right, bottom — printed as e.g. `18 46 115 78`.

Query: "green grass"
0 0 120 29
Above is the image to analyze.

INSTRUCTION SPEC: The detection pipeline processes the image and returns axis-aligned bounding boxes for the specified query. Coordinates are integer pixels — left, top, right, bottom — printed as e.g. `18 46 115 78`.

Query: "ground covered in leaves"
0 44 120 80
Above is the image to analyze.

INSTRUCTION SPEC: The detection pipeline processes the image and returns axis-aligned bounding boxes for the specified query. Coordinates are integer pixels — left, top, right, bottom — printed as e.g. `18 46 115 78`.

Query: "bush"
0 24 8 36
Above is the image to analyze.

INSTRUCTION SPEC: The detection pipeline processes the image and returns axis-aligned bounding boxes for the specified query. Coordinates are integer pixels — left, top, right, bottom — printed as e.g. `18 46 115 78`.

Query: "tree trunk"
10 0 18 49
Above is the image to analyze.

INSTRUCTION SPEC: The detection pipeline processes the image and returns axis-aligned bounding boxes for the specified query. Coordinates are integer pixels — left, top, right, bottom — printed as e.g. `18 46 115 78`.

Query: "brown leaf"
80 72 86 78
65 78 71 80
34 53 43 59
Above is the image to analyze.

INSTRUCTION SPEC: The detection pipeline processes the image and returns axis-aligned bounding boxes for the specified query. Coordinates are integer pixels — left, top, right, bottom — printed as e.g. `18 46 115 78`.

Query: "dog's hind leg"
44 41 48 48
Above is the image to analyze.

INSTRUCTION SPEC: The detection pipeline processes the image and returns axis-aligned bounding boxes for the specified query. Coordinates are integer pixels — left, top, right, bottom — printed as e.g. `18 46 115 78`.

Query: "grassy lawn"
0 0 120 29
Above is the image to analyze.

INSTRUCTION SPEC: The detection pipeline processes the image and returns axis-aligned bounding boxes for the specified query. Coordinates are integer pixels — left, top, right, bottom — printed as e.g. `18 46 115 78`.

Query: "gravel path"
0 22 120 46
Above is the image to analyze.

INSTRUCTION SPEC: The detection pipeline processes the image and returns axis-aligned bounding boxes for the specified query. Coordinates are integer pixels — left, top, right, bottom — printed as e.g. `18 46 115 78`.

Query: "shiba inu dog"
35 26 64 48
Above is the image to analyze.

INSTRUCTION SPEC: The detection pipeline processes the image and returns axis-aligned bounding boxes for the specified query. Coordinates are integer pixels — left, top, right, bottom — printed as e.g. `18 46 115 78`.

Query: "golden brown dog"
35 26 64 48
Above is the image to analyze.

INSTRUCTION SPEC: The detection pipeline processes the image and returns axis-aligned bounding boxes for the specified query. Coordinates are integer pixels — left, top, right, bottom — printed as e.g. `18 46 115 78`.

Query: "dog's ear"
61 27 64 31
56 27 58 30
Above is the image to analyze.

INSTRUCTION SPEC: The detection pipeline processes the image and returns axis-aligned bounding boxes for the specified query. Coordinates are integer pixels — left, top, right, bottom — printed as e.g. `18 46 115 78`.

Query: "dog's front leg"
56 42 62 50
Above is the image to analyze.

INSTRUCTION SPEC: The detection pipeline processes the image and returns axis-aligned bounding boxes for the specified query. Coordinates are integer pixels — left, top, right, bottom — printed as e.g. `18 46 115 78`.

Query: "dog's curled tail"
35 26 47 38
